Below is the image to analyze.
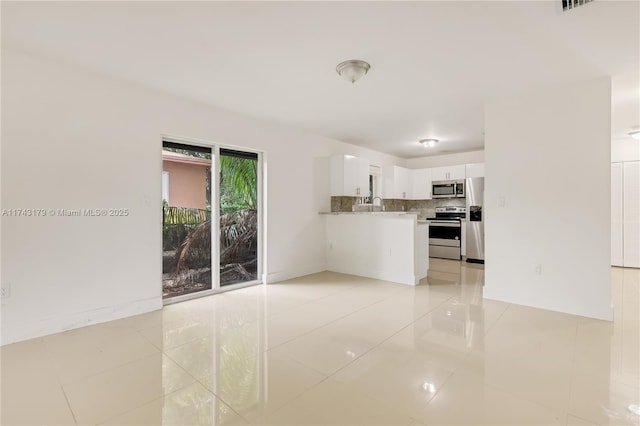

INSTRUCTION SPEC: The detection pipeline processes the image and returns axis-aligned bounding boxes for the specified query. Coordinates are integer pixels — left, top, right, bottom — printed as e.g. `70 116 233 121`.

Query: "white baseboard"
326 263 418 286
483 289 614 322
265 262 326 284
1 296 162 346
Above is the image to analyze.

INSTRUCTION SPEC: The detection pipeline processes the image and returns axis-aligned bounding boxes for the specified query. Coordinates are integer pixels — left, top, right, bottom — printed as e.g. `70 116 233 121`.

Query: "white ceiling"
2 1 639 158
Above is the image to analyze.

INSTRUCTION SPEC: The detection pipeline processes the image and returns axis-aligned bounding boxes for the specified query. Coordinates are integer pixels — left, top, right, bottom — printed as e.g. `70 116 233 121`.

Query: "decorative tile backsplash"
330 196 407 212
406 198 465 219
331 196 360 212
330 196 465 217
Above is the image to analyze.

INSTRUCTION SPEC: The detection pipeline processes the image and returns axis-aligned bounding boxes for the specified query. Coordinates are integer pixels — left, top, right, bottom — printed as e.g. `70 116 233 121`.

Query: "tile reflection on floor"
1 260 639 425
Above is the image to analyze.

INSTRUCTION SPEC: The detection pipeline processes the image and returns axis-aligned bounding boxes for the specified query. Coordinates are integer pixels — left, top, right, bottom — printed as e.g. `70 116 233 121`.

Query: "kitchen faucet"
371 196 384 212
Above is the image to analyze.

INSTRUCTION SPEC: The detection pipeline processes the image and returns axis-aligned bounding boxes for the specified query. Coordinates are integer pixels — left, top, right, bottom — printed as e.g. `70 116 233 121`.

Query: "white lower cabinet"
325 214 426 285
416 223 429 280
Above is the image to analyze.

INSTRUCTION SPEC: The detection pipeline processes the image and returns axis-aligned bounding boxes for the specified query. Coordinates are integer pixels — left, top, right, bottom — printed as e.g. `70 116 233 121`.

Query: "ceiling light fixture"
336 60 371 83
628 130 640 140
419 138 439 148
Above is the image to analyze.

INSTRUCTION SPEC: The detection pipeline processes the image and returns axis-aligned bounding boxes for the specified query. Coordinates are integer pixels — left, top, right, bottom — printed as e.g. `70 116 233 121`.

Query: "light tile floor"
1 260 638 425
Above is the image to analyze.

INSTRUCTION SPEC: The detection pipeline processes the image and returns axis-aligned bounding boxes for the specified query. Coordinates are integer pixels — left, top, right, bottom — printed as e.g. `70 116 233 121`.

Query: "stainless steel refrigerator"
465 177 484 263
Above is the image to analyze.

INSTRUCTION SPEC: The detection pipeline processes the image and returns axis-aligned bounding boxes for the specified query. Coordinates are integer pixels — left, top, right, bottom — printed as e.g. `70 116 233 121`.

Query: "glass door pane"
162 142 212 298
218 149 258 286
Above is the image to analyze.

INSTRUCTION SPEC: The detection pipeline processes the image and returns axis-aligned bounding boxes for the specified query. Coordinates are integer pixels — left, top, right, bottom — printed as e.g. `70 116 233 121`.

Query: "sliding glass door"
218 149 259 286
162 142 212 299
162 139 261 301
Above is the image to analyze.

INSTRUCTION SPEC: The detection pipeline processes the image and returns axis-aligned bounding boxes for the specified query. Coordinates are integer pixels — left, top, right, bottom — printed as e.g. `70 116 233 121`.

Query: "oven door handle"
428 222 461 227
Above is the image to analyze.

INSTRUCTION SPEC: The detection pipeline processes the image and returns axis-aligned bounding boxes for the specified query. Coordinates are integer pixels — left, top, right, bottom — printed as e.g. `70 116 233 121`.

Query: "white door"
623 162 640 267
611 163 624 266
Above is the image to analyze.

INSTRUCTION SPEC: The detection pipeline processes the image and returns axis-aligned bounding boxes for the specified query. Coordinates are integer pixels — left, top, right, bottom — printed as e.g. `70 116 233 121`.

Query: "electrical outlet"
1 282 10 298
534 264 542 275
329 243 333 250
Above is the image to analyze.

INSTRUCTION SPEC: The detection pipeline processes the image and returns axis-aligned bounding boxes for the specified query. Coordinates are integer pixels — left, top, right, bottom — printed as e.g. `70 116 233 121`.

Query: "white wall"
404 150 484 169
0 49 403 344
484 77 612 321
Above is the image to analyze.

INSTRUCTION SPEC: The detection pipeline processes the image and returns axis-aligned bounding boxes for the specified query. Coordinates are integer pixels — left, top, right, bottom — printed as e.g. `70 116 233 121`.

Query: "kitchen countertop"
319 211 418 216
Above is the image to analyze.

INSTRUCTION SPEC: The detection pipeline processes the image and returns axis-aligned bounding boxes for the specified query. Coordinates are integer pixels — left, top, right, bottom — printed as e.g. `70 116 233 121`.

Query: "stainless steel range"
427 206 466 260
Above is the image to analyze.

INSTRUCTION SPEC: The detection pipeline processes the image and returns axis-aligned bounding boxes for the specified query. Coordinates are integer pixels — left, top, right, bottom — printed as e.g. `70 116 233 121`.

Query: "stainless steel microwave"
432 180 465 199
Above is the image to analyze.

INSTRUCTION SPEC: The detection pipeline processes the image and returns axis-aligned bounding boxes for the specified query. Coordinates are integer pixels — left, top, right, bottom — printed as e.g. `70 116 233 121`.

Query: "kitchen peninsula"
322 212 429 285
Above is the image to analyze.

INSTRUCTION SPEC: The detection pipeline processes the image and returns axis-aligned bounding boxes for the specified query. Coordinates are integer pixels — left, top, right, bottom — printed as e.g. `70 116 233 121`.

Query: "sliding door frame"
162 134 265 305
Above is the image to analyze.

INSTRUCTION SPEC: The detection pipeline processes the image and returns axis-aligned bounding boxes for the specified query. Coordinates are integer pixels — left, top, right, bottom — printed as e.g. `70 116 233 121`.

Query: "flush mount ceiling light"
419 138 439 148
336 60 371 83
629 130 640 140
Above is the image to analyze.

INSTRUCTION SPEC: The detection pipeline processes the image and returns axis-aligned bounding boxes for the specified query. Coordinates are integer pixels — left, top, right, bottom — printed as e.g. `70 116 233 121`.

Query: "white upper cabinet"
330 155 370 197
465 163 485 178
331 159 483 200
382 165 412 199
411 168 432 199
431 165 466 181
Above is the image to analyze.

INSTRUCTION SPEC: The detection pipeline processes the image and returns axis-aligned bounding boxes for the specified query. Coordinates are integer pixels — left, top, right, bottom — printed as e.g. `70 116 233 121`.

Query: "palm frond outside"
220 155 257 212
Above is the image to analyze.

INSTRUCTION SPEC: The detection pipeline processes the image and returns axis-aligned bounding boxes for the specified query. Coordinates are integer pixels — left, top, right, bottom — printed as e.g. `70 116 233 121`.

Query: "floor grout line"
482 302 511 337
5 262 636 426
59 383 79 425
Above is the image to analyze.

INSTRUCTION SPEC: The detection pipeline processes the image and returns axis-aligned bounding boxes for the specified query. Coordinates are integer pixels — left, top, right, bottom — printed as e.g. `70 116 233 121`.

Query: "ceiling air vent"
562 0 594 11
